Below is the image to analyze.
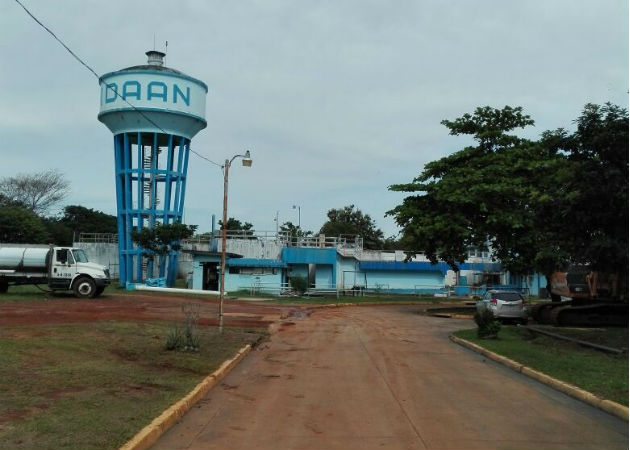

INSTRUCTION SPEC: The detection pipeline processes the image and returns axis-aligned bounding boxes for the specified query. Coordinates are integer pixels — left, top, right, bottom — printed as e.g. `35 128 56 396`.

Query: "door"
50 248 75 289
202 262 219 291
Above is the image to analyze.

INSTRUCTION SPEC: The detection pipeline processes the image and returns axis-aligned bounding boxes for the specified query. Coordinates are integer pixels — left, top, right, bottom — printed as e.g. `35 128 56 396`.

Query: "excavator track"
550 303 629 327
530 302 565 324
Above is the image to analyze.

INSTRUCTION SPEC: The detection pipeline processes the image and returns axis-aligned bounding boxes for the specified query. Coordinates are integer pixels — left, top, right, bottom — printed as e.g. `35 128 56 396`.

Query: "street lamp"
292 204 301 229
219 150 252 324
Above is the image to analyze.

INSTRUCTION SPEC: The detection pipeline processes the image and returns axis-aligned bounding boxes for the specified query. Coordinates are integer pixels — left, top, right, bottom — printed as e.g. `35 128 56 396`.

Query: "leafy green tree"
0 205 51 243
388 106 565 274
319 205 384 249
387 104 628 286
41 218 73 246
59 205 117 235
131 223 197 259
544 103 628 274
280 221 312 241
218 217 254 238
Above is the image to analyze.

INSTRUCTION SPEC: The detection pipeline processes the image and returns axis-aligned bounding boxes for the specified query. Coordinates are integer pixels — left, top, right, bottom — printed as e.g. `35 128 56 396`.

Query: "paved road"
153 305 628 450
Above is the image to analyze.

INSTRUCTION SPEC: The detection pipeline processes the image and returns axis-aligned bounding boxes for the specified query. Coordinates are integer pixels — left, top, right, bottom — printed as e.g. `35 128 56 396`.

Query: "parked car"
476 289 528 324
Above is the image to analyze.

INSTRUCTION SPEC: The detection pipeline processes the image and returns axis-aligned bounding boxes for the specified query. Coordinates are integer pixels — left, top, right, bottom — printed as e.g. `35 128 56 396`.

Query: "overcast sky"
1 1 628 237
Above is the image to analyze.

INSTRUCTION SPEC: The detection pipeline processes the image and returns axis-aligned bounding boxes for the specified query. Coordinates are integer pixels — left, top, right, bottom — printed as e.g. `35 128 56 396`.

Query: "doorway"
202 262 219 291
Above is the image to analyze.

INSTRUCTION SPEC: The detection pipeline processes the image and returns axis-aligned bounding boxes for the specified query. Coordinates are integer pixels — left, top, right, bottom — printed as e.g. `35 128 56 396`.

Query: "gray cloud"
1 0 627 237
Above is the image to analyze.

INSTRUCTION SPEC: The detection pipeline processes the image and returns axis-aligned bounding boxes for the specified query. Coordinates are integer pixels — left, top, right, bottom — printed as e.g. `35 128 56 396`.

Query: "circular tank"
98 51 207 139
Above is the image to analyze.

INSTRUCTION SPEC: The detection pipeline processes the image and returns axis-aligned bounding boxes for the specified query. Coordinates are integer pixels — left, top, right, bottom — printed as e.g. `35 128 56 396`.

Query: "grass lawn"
453 326 629 406
0 321 265 450
0 285 68 302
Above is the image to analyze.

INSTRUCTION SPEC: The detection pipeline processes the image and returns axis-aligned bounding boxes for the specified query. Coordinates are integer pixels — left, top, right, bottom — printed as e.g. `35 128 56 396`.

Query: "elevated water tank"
98 50 208 286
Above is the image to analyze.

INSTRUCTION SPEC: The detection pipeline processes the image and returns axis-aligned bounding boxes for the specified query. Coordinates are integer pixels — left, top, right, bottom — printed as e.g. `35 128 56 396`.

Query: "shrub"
165 326 183 350
165 303 201 351
474 307 501 338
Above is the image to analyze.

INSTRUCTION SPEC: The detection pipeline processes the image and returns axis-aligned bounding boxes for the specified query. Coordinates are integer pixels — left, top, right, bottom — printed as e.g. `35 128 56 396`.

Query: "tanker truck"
0 245 110 298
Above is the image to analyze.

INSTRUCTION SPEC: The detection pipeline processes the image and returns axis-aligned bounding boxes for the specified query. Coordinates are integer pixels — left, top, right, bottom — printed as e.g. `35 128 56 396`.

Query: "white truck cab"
49 247 111 297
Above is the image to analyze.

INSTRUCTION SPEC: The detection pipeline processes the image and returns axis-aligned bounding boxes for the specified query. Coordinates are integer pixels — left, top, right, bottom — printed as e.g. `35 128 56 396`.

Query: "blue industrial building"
186 232 505 296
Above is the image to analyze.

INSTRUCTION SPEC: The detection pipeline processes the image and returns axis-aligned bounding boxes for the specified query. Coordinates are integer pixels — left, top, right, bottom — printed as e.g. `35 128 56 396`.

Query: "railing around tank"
76 233 119 243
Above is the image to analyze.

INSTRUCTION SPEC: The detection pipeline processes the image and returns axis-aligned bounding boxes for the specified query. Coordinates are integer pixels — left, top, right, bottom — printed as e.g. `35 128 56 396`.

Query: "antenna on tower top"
165 41 168 54
153 34 156 51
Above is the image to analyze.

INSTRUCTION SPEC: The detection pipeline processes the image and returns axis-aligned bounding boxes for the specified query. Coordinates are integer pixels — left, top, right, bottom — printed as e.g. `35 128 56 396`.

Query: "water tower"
98 50 207 286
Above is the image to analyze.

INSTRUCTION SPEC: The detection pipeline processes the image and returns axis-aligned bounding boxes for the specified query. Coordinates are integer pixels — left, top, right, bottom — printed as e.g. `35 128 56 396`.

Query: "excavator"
530 269 628 326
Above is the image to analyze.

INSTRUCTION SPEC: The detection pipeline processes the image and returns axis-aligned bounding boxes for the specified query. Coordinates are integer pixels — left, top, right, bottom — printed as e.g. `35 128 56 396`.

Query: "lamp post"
292 204 301 229
219 150 252 325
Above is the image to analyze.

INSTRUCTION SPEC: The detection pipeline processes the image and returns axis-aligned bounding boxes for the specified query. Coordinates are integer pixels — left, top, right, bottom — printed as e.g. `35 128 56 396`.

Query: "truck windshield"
72 249 89 263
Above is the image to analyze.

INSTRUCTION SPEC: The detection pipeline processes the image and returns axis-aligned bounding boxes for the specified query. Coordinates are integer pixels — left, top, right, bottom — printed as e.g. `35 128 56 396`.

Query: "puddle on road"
287 309 311 319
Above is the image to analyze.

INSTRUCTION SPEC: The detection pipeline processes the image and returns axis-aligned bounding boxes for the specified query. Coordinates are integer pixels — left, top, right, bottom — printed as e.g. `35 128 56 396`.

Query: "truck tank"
0 247 50 271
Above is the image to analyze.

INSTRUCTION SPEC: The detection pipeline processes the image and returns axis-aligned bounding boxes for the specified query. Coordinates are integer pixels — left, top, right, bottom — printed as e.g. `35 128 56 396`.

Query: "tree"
387 104 628 284
545 103 629 274
131 223 197 259
279 221 312 242
388 106 565 274
0 169 70 215
41 217 73 246
58 205 117 235
0 205 51 243
319 205 384 249
218 217 254 238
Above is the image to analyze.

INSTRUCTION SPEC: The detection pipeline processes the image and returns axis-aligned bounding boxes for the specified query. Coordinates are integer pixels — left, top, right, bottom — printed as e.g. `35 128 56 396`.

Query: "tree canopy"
280 221 312 241
388 104 628 278
219 217 254 232
0 205 51 244
58 205 117 235
131 223 197 259
0 169 69 215
319 205 384 249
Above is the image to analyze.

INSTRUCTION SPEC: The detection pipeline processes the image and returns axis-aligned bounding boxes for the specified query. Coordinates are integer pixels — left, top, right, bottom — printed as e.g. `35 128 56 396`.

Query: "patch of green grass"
0 285 65 302
453 326 628 406
0 321 265 450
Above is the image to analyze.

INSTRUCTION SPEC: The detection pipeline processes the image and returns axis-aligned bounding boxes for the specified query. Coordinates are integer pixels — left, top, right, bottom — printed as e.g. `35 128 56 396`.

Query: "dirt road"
153 305 627 450
0 292 289 328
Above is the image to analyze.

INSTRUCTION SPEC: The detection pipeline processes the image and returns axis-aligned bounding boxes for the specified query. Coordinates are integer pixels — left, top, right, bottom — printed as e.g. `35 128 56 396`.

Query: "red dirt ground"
0 292 295 328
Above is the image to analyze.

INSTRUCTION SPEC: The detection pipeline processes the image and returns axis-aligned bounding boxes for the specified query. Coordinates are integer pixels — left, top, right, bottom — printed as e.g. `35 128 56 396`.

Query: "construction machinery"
530 269 628 326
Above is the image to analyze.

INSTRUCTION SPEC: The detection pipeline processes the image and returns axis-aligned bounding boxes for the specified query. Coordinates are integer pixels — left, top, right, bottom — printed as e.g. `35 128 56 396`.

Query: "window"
72 249 88 263
56 249 68 264
228 267 277 275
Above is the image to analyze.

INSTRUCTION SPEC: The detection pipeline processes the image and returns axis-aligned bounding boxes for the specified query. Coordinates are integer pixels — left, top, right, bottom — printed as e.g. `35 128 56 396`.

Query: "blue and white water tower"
98 50 207 286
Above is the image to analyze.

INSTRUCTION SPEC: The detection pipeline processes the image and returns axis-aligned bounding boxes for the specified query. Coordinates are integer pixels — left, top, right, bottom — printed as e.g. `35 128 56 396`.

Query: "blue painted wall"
337 255 361 288
282 247 337 264
226 271 282 292
362 270 444 292
315 265 334 288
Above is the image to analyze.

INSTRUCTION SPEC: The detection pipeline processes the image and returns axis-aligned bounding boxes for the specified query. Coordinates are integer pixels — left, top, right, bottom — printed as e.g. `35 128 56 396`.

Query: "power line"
13 0 222 168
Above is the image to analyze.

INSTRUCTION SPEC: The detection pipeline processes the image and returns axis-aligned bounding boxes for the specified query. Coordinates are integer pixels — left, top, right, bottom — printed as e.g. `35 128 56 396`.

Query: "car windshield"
72 249 89 263
493 292 522 301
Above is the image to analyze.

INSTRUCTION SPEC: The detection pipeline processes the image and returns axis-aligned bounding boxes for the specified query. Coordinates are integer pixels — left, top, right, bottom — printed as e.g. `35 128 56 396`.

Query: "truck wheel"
73 277 96 299
95 286 105 297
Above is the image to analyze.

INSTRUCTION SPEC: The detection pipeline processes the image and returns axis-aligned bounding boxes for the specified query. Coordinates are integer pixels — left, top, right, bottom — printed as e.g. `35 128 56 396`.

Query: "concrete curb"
119 344 253 450
449 335 629 422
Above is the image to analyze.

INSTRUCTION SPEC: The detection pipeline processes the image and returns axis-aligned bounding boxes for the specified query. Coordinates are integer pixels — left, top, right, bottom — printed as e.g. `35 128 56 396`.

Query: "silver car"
476 289 528 324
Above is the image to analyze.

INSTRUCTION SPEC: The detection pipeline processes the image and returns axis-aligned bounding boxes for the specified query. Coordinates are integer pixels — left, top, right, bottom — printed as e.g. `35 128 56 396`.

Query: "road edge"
449 334 628 421
119 344 252 450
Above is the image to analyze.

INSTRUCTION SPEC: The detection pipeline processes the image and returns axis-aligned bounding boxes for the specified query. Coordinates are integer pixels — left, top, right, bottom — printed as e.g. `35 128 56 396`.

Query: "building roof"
184 250 242 259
